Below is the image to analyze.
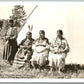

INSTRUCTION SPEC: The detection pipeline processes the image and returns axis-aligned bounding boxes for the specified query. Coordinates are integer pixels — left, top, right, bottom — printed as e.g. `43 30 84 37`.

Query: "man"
3 20 18 65
30 30 50 70
48 29 70 73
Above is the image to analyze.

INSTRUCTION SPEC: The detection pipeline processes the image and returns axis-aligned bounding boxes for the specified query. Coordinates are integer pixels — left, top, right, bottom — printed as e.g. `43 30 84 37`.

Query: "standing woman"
3 20 18 65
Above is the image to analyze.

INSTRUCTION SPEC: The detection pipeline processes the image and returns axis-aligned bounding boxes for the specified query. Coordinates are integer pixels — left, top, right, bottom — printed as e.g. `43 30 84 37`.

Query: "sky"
0 5 35 19
0 2 84 64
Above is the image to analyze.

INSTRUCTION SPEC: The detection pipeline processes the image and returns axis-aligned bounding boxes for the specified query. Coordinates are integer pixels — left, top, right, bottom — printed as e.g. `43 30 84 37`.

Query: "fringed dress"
30 38 49 67
48 37 69 69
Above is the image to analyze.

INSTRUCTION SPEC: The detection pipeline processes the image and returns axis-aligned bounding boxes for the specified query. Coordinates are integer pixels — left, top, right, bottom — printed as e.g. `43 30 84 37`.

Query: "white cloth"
30 50 49 66
48 52 67 69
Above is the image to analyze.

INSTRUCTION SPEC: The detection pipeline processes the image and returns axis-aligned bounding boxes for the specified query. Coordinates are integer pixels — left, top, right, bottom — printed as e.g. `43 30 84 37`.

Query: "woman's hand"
20 46 25 49
27 45 32 49
51 50 57 54
59 50 65 53
34 48 44 53
5 36 10 40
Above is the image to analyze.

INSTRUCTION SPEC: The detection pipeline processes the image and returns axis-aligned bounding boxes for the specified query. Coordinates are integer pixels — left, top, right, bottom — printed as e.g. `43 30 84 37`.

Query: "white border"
0 1 84 82
1 1 84 6
0 79 84 82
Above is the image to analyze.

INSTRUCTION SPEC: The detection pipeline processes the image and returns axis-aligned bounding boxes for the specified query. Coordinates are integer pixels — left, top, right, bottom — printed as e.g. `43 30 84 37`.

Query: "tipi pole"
26 5 38 21
18 5 38 33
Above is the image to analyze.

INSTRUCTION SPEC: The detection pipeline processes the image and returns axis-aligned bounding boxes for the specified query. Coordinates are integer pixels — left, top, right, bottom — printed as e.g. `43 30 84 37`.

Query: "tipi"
17 4 84 65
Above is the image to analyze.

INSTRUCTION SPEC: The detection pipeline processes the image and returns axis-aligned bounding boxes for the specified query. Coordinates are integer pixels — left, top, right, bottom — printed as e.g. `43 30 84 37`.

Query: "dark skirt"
3 40 18 63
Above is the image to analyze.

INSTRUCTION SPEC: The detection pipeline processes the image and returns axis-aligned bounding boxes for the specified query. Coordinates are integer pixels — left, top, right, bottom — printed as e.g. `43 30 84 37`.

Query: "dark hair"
57 29 63 35
39 30 45 35
9 19 13 24
26 31 32 35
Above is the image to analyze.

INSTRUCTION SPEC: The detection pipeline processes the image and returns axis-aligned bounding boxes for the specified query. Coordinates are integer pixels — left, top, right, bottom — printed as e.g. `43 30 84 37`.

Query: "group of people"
3 20 70 73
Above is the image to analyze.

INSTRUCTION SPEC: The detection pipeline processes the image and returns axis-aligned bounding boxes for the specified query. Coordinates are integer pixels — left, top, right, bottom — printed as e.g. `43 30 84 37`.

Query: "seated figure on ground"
30 30 50 70
13 31 34 68
48 29 70 73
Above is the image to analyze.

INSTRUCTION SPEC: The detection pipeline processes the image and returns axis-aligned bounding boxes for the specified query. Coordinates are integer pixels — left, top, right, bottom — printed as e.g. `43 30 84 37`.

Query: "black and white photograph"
0 1 84 81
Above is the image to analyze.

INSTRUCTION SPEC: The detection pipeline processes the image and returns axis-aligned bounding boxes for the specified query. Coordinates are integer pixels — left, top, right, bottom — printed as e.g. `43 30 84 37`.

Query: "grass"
1 60 84 78
0 37 84 78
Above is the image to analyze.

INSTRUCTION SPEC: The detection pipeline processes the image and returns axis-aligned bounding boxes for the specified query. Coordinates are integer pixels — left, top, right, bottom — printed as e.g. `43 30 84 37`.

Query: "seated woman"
30 30 50 69
13 31 34 68
48 29 70 73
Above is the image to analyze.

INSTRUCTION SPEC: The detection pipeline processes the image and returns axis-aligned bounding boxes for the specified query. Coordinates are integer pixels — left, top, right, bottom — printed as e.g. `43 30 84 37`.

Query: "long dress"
13 38 34 68
30 38 49 67
3 27 18 64
48 37 69 69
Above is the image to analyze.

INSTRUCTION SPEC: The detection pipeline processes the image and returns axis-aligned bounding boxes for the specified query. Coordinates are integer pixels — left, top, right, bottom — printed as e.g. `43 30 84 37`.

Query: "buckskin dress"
48 37 69 69
30 38 50 67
